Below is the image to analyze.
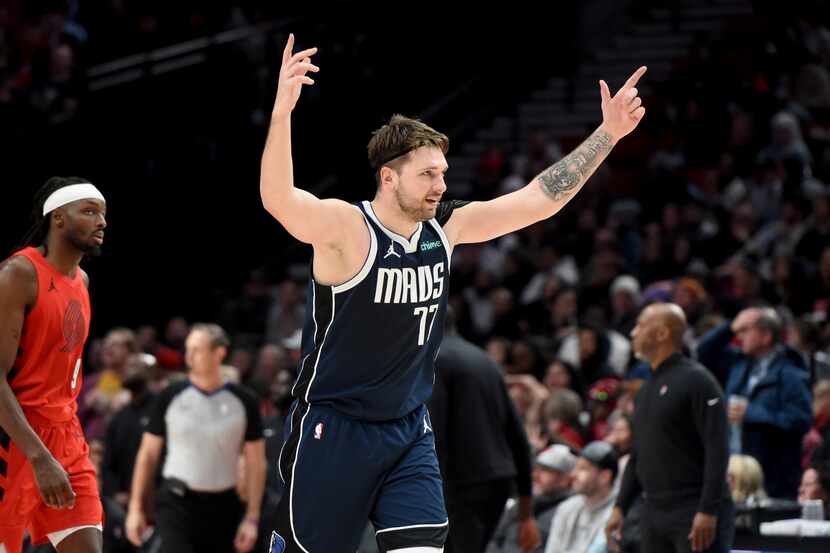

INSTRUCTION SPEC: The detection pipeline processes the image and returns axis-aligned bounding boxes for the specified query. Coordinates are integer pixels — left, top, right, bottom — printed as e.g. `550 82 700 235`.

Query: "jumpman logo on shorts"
384 242 401 259
423 414 432 434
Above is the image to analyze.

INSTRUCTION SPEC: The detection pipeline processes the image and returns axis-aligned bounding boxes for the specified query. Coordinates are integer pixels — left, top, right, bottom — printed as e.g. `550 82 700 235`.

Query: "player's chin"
83 243 103 257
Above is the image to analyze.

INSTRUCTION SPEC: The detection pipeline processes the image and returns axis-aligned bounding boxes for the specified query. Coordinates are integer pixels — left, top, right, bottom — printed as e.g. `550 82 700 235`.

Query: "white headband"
43 183 106 215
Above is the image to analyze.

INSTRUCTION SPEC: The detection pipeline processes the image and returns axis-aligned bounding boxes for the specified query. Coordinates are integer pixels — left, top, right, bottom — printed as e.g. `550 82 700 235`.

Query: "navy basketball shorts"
270 400 448 553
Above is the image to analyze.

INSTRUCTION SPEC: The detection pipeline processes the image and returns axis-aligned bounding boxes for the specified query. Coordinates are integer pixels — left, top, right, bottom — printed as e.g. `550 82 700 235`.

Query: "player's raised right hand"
31 452 75 510
272 33 319 120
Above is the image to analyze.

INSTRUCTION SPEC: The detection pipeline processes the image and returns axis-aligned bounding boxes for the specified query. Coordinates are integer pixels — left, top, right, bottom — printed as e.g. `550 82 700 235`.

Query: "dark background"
1 2 585 333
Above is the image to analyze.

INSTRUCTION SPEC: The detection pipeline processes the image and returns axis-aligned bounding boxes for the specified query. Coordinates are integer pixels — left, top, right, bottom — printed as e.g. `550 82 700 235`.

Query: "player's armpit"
262 190 365 248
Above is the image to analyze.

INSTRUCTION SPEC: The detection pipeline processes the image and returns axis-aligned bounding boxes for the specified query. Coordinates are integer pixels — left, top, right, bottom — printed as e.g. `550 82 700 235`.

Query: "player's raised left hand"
272 33 320 120
598 66 647 142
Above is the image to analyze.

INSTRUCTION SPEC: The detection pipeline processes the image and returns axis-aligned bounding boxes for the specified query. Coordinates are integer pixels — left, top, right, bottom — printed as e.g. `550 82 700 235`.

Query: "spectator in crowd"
537 388 585 452
544 441 618 553
264 278 305 345
604 411 634 486
556 323 618 386
489 444 576 553
727 454 768 504
698 306 812 498
804 378 830 466
609 275 641 337
795 193 830 265
788 317 830 383
798 462 830 510
79 327 138 440
586 377 621 441
672 277 709 334
542 359 585 398
101 353 158 510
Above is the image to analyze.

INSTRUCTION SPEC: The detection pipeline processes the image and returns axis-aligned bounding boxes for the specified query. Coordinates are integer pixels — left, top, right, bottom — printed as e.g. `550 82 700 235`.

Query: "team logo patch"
269 531 286 553
660 385 668 396
314 422 324 440
60 300 85 353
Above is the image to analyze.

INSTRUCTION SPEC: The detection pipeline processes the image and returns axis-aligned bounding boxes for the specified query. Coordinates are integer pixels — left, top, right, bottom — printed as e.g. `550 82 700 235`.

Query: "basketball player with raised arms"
261 34 646 553
0 177 107 553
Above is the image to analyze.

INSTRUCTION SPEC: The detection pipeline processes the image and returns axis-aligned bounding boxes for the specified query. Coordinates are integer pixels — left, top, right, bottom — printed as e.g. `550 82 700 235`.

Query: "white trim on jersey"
289 404 312 553
333 211 378 294
290 283 317 398
376 520 450 534
304 288 335 403
426 218 452 267
277 400 299 484
363 201 423 254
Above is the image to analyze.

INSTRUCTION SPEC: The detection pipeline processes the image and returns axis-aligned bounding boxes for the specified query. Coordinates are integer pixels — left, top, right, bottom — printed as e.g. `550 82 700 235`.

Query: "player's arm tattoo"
537 129 613 202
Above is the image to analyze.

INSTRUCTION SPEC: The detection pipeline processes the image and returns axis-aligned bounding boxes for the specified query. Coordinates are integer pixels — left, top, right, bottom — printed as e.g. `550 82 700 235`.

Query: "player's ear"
379 166 396 189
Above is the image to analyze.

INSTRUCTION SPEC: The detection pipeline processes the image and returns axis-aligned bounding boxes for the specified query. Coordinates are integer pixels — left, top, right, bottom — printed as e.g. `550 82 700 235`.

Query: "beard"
67 232 102 256
395 186 436 222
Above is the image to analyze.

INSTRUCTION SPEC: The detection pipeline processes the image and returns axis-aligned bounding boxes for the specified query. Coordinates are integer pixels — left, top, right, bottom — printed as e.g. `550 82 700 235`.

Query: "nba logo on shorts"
269 531 286 553
314 422 324 440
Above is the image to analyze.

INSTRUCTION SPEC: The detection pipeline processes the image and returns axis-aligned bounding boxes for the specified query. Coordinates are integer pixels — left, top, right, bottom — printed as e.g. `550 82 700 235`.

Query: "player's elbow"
260 184 295 223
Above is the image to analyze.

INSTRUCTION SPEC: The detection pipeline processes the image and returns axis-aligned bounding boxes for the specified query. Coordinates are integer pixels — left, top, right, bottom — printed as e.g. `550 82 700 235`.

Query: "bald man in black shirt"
606 303 733 553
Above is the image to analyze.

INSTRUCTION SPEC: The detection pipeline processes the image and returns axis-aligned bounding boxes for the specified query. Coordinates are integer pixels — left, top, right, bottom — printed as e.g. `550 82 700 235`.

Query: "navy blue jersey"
292 200 462 421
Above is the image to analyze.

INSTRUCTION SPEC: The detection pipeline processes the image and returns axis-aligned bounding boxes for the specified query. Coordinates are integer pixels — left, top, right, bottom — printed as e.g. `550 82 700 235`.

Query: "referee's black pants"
641 497 734 553
444 478 512 553
155 479 245 553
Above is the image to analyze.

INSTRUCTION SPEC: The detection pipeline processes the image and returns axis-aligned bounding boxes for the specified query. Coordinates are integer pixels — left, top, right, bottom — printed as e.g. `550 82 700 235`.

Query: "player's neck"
38 239 83 278
370 198 420 239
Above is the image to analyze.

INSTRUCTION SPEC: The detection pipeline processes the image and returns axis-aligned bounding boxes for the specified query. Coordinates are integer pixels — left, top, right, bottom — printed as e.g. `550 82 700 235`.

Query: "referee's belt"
162 478 236 498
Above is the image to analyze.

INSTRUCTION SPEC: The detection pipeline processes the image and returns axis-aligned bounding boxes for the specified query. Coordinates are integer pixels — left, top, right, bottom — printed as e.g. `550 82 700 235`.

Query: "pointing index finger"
622 66 647 91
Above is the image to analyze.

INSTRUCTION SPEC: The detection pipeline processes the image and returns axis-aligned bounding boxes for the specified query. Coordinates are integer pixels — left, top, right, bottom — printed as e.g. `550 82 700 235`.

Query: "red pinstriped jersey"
8 247 91 422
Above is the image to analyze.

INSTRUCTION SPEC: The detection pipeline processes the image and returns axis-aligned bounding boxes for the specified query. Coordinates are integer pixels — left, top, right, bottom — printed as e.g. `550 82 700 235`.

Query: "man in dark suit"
430 308 539 553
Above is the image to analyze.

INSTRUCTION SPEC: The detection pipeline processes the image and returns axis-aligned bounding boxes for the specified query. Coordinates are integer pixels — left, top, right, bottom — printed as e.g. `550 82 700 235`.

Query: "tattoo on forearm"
538 130 613 201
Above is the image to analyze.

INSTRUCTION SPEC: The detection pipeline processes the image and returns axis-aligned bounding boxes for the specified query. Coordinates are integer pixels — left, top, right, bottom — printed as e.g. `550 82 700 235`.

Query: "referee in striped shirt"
125 323 266 553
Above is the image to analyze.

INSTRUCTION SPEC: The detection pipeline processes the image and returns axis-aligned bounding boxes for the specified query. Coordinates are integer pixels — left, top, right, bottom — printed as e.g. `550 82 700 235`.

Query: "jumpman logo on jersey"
423 414 432 434
48 278 56 292
384 242 401 259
